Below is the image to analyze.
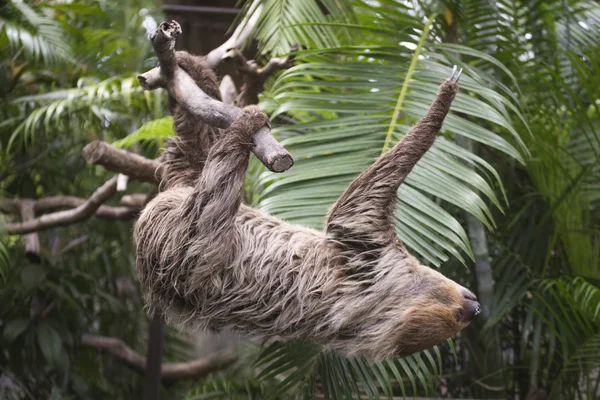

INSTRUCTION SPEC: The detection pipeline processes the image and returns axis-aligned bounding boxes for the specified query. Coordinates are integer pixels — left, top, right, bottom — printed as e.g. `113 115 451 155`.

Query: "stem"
381 14 435 154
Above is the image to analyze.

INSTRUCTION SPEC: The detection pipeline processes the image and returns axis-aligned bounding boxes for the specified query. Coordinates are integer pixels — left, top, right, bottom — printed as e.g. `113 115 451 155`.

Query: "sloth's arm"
181 107 268 248
326 74 460 250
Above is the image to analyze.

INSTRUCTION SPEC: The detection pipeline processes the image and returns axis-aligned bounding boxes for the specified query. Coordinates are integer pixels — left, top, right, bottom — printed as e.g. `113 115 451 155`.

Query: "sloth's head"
388 260 481 358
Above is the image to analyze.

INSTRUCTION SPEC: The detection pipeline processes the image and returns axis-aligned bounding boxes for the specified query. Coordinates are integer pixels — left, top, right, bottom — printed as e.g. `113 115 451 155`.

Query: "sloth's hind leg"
326 69 462 251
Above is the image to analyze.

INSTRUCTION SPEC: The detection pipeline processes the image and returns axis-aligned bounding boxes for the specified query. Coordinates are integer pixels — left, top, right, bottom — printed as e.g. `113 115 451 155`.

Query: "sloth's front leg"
180 106 269 263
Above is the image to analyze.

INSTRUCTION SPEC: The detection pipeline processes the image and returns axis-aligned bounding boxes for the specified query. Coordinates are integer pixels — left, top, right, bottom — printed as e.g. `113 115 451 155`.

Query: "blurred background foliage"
1 0 599 399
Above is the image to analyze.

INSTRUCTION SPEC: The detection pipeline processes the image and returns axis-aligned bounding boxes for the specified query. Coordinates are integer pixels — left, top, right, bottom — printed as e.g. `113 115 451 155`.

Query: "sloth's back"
136 186 346 335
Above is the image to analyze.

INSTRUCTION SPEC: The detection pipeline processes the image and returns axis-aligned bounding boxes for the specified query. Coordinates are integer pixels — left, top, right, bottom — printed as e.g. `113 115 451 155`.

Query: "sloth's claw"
450 65 463 83
455 68 463 82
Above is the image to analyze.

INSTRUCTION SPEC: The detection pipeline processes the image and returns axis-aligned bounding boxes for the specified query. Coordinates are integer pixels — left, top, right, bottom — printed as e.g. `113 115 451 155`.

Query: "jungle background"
1 0 599 399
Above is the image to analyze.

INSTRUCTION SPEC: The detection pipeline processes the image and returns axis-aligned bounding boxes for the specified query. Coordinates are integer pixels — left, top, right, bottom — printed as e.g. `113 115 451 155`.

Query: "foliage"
0 0 174 398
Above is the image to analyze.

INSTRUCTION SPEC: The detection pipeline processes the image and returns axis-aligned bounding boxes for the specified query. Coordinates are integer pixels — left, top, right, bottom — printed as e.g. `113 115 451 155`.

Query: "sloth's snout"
457 287 481 323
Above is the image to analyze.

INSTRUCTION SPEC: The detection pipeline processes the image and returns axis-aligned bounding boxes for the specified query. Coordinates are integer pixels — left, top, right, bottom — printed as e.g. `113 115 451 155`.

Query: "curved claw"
455 68 463 82
449 65 463 83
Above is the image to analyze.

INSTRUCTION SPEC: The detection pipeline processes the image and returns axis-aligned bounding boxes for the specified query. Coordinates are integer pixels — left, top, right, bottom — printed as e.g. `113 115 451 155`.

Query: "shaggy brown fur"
135 53 480 360
160 51 224 189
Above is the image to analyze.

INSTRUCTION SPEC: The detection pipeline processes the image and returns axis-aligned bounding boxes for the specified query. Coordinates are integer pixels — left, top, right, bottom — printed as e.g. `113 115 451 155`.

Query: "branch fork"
137 20 293 173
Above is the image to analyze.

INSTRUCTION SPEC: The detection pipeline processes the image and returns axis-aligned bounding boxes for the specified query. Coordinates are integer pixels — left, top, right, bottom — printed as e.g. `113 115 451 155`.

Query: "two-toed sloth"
135 52 481 361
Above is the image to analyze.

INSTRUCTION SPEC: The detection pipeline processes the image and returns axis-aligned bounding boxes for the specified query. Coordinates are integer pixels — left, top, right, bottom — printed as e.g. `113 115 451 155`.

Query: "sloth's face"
392 264 481 357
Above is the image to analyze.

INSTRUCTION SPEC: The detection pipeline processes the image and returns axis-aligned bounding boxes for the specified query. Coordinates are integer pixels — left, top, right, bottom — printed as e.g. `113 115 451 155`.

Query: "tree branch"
205 0 263 68
137 20 293 173
81 335 238 385
82 141 162 183
120 193 149 208
1 177 119 234
222 48 294 106
19 200 41 262
220 75 238 105
1 197 139 220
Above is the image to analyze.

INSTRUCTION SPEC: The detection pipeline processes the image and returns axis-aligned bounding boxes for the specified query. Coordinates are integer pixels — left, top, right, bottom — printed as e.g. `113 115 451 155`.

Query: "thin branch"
81 335 238 385
120 194 149 208
19 200 40 262
1 177 118 234
82 140 162 183
1 197 139 220
222 48 293 106
205 0 264 68
58 234 90 255
137 20 293 173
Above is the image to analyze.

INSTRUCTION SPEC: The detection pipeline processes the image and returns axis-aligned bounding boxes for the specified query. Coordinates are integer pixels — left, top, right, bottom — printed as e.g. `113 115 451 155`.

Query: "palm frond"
0 0 74 65
6 75 161 150
244 0 354 56
529 278 600 398
249 339 442 399
112 116 174 151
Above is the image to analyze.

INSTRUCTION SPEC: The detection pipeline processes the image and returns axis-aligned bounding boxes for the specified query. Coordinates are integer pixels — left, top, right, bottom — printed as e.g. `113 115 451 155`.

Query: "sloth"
135 52 481 361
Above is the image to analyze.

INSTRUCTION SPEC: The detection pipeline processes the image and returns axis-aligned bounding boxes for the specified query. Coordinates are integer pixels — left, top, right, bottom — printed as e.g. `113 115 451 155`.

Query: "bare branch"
83 141 162 183
19 200 40 263
1 177 118 234
1 197 139 220
137 20 293 173
58 235 90 255
205 0 264 68
258 56 294 77
137 67 164 91
222 48 293 106
120 194 149 208
220 75 238 105
82 335 238 385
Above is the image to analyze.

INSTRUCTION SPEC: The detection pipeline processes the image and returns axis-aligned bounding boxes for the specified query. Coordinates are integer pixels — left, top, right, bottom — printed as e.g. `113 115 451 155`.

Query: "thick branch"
1 177 118 234
82 141 162 183
137 20 293 173
82 335 238 385
1 197 139 220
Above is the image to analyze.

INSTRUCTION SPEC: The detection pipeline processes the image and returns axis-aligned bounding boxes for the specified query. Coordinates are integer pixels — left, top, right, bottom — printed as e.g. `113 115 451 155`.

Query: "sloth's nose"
457 287 481 323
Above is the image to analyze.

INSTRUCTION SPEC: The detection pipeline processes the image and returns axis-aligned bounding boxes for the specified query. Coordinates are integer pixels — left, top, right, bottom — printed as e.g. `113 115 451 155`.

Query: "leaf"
20 263 46 289
112 117 174 149
36 322 63 366
248 0 354 56
3 318 29 342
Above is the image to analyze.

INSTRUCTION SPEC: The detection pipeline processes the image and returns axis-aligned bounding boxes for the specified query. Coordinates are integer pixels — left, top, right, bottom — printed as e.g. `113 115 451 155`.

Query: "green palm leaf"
250 339 441 399
6 75 161 150
245 0 354 56
527 278 600 398
0 0 74 65
112 116 174 151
